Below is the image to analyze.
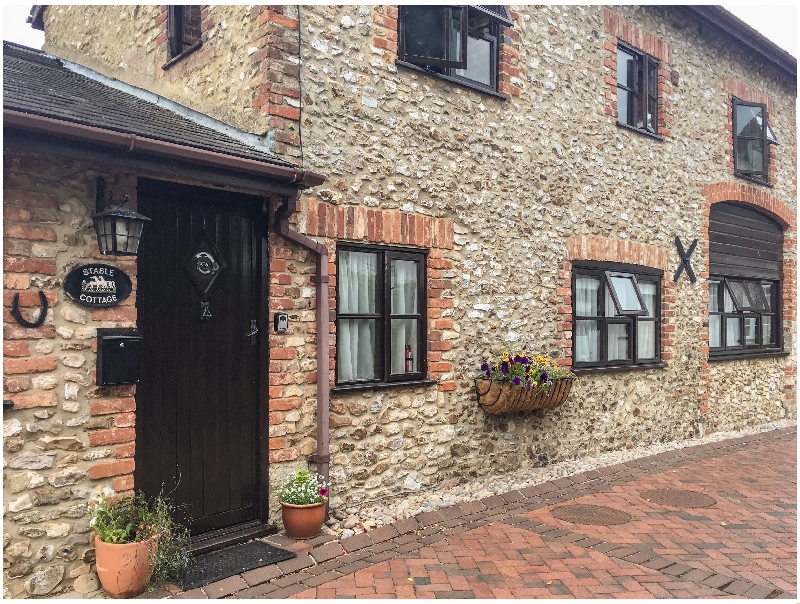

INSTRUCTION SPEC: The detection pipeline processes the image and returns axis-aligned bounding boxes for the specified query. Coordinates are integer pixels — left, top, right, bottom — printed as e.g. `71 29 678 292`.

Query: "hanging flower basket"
475 377 574 414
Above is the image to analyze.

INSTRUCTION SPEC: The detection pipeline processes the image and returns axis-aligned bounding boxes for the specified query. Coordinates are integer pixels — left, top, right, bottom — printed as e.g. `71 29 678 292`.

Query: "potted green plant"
277 470 329 540
87 491 190 598
476 351 576 414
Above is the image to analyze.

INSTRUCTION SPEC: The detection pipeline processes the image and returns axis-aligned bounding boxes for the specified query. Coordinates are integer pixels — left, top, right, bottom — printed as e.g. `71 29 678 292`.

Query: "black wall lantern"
91 177 151 256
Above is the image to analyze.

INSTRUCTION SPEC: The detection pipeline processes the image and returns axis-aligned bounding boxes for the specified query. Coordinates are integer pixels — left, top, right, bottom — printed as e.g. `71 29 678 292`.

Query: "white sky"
1 4 797 58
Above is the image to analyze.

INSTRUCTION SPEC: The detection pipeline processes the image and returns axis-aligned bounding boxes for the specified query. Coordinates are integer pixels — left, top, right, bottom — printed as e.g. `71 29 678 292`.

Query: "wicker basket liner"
475 378 574 414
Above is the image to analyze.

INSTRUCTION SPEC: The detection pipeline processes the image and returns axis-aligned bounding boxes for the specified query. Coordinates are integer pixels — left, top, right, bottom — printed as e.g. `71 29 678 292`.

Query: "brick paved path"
174 426 796 599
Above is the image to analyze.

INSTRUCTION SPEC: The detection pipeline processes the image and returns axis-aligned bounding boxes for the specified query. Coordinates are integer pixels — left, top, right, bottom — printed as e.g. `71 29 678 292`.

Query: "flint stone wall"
36 4 796 522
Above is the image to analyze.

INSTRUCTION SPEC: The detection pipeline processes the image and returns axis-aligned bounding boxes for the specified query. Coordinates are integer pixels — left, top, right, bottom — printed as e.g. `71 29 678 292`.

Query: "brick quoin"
89 459 135 480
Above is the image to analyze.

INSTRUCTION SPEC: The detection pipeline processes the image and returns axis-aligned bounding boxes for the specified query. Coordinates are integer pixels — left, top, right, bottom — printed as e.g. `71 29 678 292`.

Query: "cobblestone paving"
170 426 795 599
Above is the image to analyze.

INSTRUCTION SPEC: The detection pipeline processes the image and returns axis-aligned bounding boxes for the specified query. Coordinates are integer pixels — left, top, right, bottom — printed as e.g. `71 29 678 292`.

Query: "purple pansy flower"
480 362 489 372
501 362 509 375
540 370 548 383
512 376 521 386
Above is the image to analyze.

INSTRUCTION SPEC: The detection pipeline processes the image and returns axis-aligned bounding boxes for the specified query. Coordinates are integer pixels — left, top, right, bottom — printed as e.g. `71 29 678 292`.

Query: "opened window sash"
399 6 467 68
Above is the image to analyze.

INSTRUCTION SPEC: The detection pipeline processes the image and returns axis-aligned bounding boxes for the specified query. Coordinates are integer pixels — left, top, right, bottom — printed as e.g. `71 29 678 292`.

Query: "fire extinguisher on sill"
405 344 413 373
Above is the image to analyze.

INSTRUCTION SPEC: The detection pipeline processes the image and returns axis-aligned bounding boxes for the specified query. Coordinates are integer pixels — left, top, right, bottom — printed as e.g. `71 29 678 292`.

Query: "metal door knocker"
673 236 698 284
10 291 48 328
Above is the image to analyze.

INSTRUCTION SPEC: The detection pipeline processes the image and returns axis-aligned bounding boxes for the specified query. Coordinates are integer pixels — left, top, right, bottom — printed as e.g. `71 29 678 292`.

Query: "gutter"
3 109 326 188
274 197 331 507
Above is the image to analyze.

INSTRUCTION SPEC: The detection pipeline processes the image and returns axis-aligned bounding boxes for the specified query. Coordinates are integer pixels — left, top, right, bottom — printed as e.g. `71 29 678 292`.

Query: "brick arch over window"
700 183 793 228
555 236 677 367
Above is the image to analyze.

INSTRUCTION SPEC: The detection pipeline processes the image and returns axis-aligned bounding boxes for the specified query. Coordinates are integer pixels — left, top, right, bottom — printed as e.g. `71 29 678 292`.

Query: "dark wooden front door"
135 179 268 539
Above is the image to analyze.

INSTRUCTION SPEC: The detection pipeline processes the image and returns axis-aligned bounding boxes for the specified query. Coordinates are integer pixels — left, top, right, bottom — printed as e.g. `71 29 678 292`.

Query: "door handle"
246 320 258 345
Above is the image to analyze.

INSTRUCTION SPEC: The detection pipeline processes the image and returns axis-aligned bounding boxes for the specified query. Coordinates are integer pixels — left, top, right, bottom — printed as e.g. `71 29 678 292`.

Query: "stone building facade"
4 4 796 596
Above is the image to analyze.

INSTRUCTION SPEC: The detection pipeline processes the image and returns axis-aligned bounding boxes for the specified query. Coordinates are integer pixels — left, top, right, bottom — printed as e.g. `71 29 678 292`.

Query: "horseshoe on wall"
10 291 48 328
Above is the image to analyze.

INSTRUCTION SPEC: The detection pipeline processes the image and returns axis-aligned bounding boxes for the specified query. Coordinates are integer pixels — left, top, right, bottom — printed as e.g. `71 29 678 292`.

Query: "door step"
190 520 278 555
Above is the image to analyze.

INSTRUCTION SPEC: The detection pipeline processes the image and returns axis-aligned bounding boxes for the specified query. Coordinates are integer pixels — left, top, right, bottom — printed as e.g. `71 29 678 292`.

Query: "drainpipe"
274 196 330 495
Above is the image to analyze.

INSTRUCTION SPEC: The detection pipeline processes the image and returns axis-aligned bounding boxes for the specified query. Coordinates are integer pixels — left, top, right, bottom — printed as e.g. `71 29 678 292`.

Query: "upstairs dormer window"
167 6 202 61
733 98 779 185
397 5 513 95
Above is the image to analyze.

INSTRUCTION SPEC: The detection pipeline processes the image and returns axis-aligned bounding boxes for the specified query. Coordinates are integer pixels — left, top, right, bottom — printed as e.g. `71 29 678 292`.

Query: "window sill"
709 350 787 362
396 61 509 101
615 121 664 142
734 172 774 188
331 379 438 394
572 363 666 375
162 40 203 71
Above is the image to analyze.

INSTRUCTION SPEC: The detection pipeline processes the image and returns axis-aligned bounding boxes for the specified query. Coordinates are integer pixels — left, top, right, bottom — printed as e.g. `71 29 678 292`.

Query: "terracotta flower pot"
94 535 157 598
281 501 326 540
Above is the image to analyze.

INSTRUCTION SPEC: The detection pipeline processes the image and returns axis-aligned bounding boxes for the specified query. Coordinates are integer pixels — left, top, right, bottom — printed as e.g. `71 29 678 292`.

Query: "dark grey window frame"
164 5 203 69
335 243 428 388
732 97 778 186
708 276 782 357
572 262 662 371
397 5 510 96
616 43 659 136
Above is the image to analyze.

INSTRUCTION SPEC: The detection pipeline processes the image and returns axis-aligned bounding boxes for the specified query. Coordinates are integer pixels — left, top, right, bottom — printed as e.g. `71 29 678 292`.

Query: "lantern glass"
91 201 150 256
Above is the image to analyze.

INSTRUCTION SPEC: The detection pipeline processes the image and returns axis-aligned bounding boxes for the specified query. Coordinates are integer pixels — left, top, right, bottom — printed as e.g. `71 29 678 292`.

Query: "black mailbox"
96 328 142 386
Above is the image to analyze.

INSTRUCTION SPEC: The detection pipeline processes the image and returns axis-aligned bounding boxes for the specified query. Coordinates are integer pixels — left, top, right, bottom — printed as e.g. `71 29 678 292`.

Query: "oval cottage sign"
64 264 132 307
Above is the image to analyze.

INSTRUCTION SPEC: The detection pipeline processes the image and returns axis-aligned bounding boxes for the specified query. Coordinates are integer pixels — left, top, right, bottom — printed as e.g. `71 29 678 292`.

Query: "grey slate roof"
3 41 293 167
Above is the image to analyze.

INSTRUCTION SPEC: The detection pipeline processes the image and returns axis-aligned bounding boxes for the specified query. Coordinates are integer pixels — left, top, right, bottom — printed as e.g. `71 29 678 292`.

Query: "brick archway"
700 182 794 228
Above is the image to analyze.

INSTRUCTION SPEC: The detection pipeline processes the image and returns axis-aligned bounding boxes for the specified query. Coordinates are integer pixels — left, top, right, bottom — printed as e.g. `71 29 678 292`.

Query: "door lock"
246 320 259 345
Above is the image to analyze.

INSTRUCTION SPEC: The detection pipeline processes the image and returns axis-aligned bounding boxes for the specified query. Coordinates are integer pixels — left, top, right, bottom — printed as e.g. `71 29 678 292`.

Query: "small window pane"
575 319 599 362
635 58 645 129
736 139 765 173
762 316 774 345
391 319 418 374
618 88 630 126
637 320 656 359
735 104 764 137
727 281 748 310
723 285 735 312
391 260 418 314
726 317 741 346
604 284 618 317
403 6 464 65
744 316 757 345
761 282 773 310
338 319 376 381
766 120 778 144
608 275 645 313
647 60 657 96
709 315 722 348
575 276 600 316
744 281 768 309
617 48 635 87
454 34 492 86
638 281 657 317
607 323 630 361
647 96 657 132
709 280 721 312
339 251 377 313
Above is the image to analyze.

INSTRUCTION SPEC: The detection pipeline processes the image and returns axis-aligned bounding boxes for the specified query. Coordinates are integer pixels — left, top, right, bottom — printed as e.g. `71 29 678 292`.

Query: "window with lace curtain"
572 263 662 370
336 244 427 386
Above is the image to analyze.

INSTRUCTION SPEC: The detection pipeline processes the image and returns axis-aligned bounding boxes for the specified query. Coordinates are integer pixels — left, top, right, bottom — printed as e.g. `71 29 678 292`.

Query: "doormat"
180 540 295 591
